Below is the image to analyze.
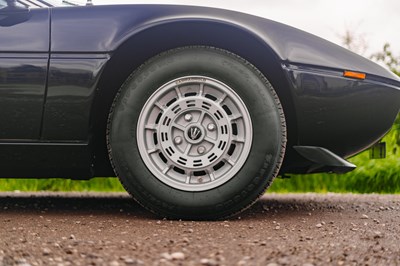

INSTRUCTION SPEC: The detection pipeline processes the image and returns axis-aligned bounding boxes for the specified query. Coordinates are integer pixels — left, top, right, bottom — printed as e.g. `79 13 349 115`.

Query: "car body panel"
42 54 109 140
0 4 399 178
0 8 49 140
284 64 400 158
0 142 91 178
0 8 49 52
50 5 400 83
0 55 48 140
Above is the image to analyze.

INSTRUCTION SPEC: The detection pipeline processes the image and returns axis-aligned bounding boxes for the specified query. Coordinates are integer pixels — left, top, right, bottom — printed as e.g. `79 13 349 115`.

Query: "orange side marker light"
343 70 366 80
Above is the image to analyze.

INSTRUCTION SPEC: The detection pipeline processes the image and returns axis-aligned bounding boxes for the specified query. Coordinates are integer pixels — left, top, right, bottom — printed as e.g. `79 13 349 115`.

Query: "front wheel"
107 47 286 219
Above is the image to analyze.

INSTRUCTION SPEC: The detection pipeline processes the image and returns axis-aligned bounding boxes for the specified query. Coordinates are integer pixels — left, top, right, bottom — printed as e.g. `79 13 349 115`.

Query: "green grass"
270 121 400 194
0 177 125 192
1 118 399 194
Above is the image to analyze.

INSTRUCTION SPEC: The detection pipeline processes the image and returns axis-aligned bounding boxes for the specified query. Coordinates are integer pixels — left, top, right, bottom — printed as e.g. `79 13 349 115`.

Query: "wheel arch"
91 19 297 176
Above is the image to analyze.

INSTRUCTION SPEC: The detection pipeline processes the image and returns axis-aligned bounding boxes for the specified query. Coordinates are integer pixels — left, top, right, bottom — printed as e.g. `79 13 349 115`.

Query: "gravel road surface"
0 192 399 266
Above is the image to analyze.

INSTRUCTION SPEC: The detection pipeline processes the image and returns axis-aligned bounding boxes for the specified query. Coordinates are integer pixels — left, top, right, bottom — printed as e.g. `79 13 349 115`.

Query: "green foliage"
340 29 368 55
370 43 399 145
371 43 400 76
0 177 125 192
269 126 400 193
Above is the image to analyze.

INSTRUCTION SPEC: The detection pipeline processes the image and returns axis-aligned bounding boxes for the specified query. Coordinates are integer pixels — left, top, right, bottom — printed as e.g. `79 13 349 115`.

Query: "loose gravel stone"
200 258 218 266
170 252 185 260
161 253 172 260
42 248 51 256
373 231 383 239
109 261 120 266
0 192 399 266
361 214 369 219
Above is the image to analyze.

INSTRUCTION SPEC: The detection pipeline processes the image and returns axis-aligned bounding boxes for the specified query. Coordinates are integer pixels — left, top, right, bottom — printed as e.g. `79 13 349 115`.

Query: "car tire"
107 46 286 220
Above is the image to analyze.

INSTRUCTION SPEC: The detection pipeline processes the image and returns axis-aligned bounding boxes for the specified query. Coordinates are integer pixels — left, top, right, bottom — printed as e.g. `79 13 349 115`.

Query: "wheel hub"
185 124 204 143
137 76 252 191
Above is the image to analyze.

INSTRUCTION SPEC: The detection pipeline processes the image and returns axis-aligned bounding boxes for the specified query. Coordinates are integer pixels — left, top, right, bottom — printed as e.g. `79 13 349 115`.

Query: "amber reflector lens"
343 70 366 80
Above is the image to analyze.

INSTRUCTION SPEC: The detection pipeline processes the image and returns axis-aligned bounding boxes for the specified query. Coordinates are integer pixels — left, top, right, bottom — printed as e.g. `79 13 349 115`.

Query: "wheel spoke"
175 86 182 99
226 158 235 166
154 101 165 111
232 137 245 143
199 83 204 96
208 170 216 181
145 124 157 130
162 165 172 174
185 171 191 184
183 143 192 155
172 123 185 132
230 114 243 121
217 93 227 104
204 136 217 144
197 111 206 123
147 147 159 154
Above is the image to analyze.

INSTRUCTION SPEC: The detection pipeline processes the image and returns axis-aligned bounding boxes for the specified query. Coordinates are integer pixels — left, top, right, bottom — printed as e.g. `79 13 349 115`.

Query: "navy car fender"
88 19 298 176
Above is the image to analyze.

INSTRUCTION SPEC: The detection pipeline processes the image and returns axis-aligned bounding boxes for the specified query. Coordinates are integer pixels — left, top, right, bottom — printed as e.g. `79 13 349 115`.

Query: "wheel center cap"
188 126 202 140
184 125 205 144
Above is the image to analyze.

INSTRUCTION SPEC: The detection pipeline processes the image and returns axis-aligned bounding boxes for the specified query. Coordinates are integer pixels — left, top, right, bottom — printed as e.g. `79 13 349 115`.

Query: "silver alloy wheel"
137 76 252 191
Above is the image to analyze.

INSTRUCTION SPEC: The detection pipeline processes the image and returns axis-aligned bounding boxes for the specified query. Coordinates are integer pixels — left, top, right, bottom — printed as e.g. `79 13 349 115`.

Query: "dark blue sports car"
1 0 399 219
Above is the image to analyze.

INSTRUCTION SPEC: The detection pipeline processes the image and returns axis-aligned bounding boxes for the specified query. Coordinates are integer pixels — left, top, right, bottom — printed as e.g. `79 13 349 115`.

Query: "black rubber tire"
107 46 286 220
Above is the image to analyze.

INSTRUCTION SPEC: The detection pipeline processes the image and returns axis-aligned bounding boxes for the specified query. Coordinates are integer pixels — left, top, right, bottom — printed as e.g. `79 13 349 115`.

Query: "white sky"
91 0 399 57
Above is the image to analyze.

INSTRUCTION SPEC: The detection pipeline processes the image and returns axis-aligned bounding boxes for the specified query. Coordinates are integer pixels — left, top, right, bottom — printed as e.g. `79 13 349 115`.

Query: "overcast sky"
92 0 399 57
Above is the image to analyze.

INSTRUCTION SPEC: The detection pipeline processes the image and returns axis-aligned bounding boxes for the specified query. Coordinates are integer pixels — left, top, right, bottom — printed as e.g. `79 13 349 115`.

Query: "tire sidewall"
109 47 284 219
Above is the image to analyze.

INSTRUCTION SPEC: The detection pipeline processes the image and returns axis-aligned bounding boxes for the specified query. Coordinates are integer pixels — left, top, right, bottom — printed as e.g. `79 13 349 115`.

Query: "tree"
370 43 400 76
370 44 400 145
339 29 368 56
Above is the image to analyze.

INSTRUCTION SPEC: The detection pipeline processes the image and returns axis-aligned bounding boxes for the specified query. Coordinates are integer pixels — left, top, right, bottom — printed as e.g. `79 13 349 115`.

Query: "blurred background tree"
371 43 400 76
339 28 368 56
370 43 400 146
